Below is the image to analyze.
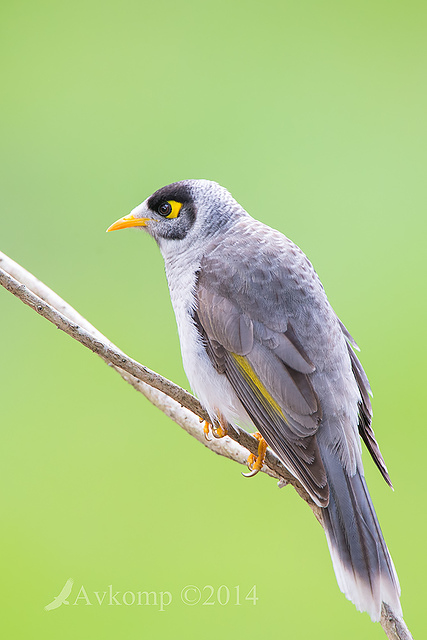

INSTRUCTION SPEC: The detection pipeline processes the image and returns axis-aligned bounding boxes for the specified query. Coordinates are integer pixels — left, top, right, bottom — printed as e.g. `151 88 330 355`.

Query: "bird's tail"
320 447 401 621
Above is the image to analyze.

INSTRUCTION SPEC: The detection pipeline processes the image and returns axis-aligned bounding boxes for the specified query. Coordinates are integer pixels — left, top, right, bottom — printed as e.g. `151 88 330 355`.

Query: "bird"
107 179 402 621
44 578 74 610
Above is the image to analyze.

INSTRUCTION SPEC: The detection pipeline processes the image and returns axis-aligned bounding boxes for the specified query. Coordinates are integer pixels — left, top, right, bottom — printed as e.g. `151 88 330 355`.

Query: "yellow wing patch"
231 353 285 420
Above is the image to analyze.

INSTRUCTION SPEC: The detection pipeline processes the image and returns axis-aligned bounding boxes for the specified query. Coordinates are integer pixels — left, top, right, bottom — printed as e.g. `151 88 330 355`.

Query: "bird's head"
107 179 246 250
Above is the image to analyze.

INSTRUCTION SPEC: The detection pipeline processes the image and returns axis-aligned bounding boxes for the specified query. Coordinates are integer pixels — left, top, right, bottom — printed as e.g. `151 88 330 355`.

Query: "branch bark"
0 250 413 639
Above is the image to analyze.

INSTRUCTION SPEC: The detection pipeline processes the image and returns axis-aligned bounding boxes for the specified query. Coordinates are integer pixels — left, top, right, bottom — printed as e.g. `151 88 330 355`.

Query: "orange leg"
242 432 268 478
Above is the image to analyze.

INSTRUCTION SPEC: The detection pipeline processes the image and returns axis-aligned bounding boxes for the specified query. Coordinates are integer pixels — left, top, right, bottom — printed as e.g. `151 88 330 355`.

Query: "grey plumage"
108 178 402 622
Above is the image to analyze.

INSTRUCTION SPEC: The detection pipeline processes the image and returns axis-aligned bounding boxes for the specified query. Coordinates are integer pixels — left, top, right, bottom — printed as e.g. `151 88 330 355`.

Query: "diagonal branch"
0 251 413 640
0 254 297 492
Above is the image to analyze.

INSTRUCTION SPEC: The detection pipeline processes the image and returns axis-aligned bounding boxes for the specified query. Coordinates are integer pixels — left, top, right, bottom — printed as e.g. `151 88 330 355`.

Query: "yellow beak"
106 213 150 232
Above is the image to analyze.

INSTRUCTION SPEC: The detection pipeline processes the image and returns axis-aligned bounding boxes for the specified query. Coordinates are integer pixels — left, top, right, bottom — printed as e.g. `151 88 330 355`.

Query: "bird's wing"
195 262 329 507
342 335 392 487
44 599 60 611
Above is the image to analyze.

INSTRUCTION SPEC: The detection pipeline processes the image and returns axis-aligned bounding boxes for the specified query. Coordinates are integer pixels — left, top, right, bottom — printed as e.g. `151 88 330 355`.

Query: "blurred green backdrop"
0 1 425 638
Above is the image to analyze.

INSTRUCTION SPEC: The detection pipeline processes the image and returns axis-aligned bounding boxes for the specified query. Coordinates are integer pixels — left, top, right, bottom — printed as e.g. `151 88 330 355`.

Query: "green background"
0 1 425 638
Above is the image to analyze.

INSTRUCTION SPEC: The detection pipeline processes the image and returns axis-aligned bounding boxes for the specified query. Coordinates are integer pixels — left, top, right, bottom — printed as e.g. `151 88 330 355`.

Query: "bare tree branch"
0 253 308 500
380 603 413 640
0 251 413 639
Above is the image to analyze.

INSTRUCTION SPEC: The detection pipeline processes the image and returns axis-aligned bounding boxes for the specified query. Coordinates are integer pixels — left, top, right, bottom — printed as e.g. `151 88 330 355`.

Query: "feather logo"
44 578 74 611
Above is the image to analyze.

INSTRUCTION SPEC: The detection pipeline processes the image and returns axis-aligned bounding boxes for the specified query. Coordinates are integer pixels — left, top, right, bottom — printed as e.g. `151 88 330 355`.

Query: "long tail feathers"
321 448 401 622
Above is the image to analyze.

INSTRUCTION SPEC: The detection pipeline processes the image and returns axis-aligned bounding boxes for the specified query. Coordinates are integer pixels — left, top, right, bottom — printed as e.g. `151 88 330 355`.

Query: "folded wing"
195 278 329 507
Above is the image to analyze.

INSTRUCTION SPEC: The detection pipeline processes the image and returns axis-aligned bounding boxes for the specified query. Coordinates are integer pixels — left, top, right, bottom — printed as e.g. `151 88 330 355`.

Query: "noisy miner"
107 179 401 621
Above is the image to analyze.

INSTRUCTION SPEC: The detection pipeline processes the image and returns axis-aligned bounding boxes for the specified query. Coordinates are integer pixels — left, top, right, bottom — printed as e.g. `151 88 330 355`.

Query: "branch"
0 251 412 639
0 253 308 503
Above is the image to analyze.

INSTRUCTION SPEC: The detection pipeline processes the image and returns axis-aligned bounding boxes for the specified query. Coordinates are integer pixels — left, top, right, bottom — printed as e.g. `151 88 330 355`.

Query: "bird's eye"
158 202 172 217
156 200 183 219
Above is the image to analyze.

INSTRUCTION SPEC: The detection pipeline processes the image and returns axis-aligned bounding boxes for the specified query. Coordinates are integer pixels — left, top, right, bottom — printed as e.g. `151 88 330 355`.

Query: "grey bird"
44 578 74 610
107 179 401 621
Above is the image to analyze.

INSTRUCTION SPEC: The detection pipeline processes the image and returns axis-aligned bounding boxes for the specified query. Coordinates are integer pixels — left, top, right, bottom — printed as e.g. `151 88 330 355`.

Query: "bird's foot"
243 432 268 477
212 420 228 438
201 419 212 441
201 413 228 441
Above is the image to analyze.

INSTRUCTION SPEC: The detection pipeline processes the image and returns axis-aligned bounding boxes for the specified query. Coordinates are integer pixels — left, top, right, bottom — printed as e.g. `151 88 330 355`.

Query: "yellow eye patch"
165 200 182 218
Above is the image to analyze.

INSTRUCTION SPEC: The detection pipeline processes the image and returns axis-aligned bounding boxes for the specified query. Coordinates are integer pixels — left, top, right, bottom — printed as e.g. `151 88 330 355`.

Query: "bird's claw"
242 433 268 477
202 420 212 441
202 414 228 441
212 422 227 438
